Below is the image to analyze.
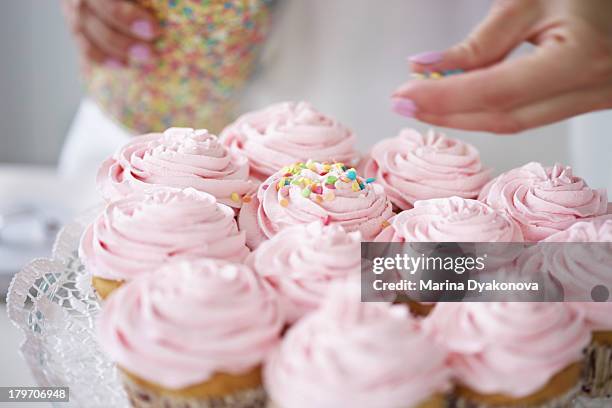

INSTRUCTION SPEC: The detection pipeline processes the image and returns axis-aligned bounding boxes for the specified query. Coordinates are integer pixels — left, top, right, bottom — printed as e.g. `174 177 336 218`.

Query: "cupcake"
264 282 452 408
374 197 523 314
423 303 591 407
98 258 283 408
238 160 393 249
544 217 612 396
249 221 361 323
478 162 608 241
80 188 249 299
362 129 491 210
220 102 360 180
97 127 255 208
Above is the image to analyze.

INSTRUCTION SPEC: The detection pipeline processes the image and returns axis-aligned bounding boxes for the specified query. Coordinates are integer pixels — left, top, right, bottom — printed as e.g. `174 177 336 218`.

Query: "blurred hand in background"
393 0 612 134
61 0 161 67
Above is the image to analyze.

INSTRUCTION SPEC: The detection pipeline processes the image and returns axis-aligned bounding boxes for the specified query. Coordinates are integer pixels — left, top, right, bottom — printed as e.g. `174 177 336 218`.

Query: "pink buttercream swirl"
98 258 283 389
363 129 491 210
80 188 249 281
544 217 612 330
250 222 361 323
220 102 360 179
264 282 451 408
478 162 608 241
239 161 393 249
375 196 523 243
423 302 591 398
97 127 255 208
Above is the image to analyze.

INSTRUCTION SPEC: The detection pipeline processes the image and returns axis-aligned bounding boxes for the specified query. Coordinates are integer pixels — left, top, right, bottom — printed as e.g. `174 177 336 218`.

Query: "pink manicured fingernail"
392 98 417 117
408 51 443 65
131 20 155 40
104 58 124 69
129 44 151 62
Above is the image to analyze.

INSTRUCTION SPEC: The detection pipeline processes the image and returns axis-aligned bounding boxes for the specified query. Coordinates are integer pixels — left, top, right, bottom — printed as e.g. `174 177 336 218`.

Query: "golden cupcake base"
454 363 582 407
92 276 123 300
583 331 612 398
121 366 264 408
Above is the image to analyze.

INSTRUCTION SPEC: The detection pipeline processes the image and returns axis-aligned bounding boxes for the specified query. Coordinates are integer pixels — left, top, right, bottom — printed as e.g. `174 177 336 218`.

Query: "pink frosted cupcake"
545 217 612 396
97 127 255 208
374 197 523 315
239 160 393 249
220 101 360 180
98 258 283 408
362 129 491 210
423 303 591 407
249 221 361 323
479 162 608 241
80 188 249 298
375 196 523 243
264 282 452 408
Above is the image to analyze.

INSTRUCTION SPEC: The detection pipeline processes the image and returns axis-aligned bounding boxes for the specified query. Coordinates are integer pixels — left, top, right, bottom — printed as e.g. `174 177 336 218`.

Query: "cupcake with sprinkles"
248 221 362 324
238 160 393 249
362 128 491 210
220 101 360 180
97 127 256 208
80 188 249 299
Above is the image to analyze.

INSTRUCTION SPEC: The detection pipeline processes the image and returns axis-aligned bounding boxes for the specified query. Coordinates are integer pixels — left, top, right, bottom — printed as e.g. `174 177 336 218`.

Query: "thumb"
410 0 541 73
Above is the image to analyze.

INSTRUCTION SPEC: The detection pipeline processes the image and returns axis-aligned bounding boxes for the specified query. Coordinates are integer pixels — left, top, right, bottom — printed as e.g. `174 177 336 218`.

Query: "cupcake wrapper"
122 375 266 408
583 341 612 398
453 382 581 408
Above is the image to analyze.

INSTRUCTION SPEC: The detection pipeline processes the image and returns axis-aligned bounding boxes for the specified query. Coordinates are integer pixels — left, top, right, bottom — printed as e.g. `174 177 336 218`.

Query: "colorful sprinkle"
430 72 442 79
346 169 357 180
279 198 289 207
351 181 361 192
230 192 240 203
322 215 331 225
242 195 252 203
365 177 376 184
324 192 335 201
301 187 311 197
381 220 391 228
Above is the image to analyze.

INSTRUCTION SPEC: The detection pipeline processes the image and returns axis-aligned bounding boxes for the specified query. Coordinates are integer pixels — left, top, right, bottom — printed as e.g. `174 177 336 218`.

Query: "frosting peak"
251 222 362 323
97 127 255 207
79 188 249 281
478 162 608 241
220 102 360 179
98 259 283 389
362 129 491 210
238 160 393 248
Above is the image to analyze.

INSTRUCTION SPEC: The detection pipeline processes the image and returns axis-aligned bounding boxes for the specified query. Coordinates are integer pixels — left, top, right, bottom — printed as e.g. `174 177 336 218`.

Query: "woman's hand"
392 0 612 134
62 0 161 67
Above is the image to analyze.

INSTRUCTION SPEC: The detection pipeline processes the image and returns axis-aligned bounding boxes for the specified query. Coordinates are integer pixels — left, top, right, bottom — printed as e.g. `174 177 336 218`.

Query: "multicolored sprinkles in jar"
84 0 276 133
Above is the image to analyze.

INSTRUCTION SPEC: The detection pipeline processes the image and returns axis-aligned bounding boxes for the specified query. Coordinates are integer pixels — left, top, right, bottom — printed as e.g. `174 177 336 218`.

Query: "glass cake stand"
5 215 610 408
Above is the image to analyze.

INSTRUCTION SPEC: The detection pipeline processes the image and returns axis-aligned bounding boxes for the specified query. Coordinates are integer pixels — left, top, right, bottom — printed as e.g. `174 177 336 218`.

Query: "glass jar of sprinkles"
84 0 276 134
